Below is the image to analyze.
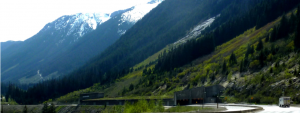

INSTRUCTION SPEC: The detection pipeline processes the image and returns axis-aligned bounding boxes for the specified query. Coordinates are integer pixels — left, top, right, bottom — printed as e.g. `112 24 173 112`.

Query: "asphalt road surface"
186 104 300 113
187 103 256 111
256 105 300 113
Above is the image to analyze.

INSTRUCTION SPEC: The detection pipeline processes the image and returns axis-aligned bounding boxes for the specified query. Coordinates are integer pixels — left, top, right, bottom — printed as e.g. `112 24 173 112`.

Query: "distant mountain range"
1 41 22 51
1 0 163 84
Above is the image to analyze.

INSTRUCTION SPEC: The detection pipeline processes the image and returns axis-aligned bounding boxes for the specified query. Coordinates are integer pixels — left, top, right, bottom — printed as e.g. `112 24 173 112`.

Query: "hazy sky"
0 0 150 42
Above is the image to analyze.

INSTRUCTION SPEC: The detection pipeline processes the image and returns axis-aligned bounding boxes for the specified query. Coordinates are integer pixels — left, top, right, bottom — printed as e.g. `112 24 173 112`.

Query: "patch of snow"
37 70 43 79
120 0 162 24
58 38 65 44
173 14 220 45
117 29 127 35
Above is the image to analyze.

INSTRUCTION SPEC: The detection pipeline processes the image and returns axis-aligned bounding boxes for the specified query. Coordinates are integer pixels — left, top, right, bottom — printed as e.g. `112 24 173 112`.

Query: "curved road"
255 105 300 113
185 104 300 112
187 104 256 111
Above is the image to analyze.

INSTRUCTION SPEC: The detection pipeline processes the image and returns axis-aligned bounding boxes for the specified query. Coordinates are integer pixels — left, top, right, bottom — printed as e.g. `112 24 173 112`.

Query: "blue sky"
0 0 150 42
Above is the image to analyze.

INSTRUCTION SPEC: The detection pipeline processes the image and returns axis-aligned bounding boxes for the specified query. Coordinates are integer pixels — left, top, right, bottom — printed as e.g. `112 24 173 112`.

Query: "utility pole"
217 96 218 108
250 89 253 104
202 87 206 109
217 95 219 108
217 91 223 109
202 92 206 109
1 104 3 113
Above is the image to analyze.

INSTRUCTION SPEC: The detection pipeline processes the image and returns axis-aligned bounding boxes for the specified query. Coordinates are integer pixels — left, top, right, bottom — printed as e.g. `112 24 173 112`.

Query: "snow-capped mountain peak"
120 0 163 24
41 0 163 44
53 12 110 38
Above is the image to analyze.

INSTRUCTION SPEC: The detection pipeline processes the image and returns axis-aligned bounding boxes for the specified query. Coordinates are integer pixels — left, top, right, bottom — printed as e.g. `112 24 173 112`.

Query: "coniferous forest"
4 0 300 105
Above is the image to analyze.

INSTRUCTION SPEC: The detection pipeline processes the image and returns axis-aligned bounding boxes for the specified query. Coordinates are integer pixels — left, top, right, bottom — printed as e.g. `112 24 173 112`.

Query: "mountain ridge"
1 0 163 84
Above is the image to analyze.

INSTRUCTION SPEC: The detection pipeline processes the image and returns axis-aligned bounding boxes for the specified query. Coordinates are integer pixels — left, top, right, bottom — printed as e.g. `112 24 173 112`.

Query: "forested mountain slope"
67 5 300 104
114 2 300 104
55 0 300 103
5 0 300 105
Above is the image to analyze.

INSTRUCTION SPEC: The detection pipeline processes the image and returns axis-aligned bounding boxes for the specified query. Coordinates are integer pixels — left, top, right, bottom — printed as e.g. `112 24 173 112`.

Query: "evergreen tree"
229 53 237 65
147 68 152 75
243 58 249 69
142 68 147 75
122 87 126 96
256 39 263 51
246 45 252 58
289 13 297 32
240 59 244 72
49 103 56 113
278 14 288 38
23 105 27 113
295 16 300 48
298 65 300 77
270 26 278 42
261 75 265 82
129 84 134 91
251 46 255 54
5 94 8 102
42 103 48 113
222 60 227 74
258 51 265 66
1 105 3 113
297 6 300 18
265 36 269 42
270 67 273 73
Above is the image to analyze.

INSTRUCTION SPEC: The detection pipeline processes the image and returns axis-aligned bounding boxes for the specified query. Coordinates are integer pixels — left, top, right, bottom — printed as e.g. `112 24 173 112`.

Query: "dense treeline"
155 35 215 71
226 6 300 103
239 8 300 72
135 5 300 101
202 0 261 33
5 0 300 104
154 0 300 72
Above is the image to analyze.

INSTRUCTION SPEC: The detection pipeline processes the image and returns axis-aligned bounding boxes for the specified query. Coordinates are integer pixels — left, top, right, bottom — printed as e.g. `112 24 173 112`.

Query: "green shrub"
177 72 186 78
260 96 276 104
249 60 260 69
166 106 212 112
123 99 164 113
227 72 232 82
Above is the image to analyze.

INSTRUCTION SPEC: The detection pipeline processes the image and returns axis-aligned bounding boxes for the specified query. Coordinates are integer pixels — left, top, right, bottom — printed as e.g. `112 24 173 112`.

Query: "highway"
186 104 300 113
255 105 300 113
187 103 256 111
